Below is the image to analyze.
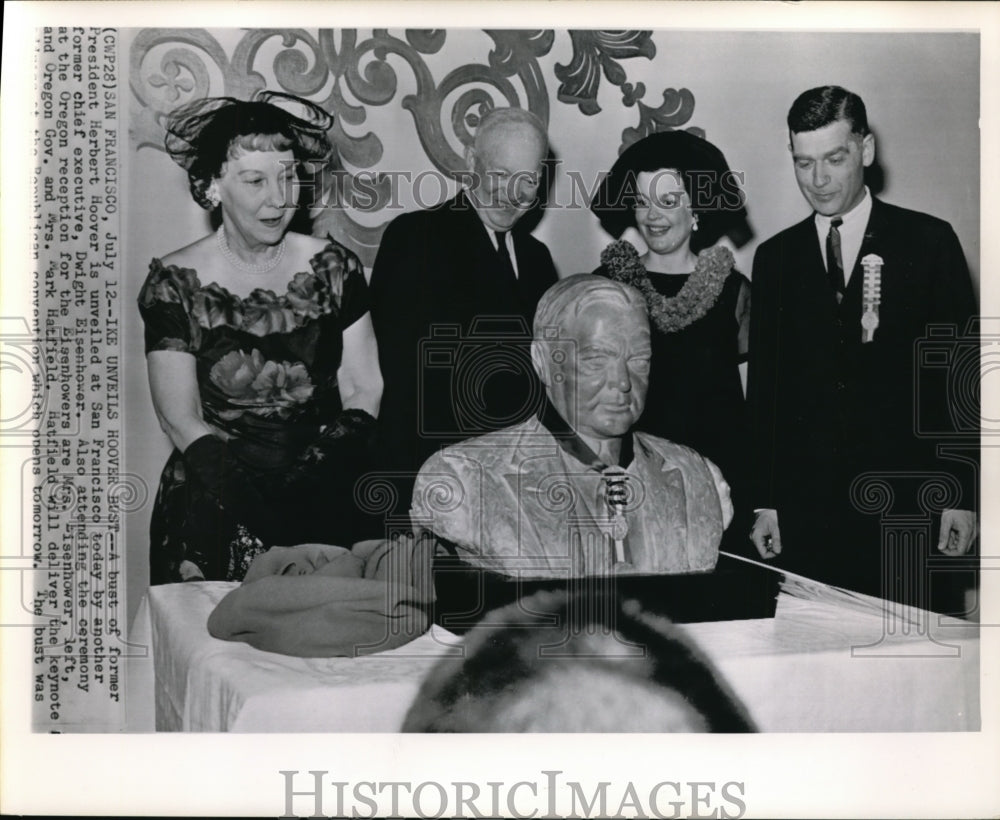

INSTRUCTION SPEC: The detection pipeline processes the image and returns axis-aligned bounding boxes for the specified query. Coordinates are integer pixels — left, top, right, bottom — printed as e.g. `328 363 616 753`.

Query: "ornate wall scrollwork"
553 30 698 152
621 88 701 153
130 28 233 152
555 30 655 115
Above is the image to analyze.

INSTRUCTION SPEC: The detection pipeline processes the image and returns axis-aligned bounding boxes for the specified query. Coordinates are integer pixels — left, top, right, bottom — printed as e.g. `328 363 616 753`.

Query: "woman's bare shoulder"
284 231 350 272
285 231 333 255
160 233 216 270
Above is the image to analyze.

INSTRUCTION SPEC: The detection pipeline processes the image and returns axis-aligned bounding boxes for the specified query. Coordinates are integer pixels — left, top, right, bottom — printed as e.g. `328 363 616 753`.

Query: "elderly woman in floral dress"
138 91 382 584
591 130 751 545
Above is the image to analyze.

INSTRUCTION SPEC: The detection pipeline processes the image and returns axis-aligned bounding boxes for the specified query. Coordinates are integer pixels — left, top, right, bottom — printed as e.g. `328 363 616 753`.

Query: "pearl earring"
206 183 221 209
692 214 699 231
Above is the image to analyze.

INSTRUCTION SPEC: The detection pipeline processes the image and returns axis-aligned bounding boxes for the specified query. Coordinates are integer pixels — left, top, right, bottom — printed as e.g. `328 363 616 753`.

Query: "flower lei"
599 240 734 334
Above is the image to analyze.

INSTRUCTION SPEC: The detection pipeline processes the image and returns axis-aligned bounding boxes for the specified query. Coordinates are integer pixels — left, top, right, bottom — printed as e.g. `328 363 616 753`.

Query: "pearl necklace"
216 225 286 274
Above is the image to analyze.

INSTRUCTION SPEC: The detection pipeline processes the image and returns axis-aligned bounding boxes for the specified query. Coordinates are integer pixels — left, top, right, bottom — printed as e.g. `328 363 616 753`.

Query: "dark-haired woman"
592 130 751 543
138 91 382 584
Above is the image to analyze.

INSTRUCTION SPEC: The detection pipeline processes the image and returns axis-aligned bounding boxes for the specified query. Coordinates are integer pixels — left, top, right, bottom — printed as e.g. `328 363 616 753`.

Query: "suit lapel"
837 197 899 337
788 216 840 319
454 190 497 264
843 197 886 302
446 190 527 324
796 215 826 280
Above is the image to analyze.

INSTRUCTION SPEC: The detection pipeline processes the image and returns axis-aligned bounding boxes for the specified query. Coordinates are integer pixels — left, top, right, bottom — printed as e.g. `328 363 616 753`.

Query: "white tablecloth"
132 581 979 732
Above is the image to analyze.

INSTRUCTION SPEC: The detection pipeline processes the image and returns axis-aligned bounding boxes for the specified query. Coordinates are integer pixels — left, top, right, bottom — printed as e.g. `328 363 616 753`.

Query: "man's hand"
937 509 977 556
750 509 782 559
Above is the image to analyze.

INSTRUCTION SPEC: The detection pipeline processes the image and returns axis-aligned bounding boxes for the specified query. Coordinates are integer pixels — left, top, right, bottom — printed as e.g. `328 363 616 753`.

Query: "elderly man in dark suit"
369 108 558 521
747 86 978 606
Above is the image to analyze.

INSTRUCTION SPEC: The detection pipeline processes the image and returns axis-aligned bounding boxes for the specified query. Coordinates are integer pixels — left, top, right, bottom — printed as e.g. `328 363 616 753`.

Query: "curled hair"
787 85 869 137
164 90 335 210
590 130 748 251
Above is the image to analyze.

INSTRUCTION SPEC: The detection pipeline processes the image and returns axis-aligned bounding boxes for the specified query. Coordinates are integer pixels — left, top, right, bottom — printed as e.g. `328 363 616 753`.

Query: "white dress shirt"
814 187 872 286
483 224 519 278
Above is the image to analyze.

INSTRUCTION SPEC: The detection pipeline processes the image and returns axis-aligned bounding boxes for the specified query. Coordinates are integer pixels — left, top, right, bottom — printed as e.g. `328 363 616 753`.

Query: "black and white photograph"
2 2 998 817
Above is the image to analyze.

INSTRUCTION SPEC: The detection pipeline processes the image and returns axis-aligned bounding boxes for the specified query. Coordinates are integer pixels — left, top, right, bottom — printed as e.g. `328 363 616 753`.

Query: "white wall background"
123 29 980 622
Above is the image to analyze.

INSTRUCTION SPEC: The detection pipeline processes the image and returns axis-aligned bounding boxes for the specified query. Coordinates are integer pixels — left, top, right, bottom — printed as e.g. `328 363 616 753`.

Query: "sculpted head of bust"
531 274 651 459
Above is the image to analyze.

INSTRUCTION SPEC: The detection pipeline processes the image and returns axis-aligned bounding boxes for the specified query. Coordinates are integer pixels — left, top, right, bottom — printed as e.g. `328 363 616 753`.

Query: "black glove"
181 434 283 547
285 408 376 484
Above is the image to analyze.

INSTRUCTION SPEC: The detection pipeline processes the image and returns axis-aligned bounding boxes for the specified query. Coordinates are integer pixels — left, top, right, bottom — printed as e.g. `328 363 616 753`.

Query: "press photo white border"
1 1 998 817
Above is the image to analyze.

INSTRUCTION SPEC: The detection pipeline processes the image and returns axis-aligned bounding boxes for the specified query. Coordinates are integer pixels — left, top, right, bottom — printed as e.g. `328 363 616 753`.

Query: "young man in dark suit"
747 86 978 607
368 108 558 523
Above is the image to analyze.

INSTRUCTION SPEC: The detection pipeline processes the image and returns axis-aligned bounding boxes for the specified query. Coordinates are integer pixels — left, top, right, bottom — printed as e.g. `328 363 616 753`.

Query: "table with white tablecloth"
129 581 979 732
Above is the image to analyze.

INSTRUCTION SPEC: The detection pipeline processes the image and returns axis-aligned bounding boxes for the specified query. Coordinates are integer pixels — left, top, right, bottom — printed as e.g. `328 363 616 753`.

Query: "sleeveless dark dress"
595 261 751 549
138 240 371 584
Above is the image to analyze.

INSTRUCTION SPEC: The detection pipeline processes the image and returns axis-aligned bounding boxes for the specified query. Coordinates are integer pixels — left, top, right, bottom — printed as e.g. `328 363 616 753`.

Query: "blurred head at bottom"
403 589 756 733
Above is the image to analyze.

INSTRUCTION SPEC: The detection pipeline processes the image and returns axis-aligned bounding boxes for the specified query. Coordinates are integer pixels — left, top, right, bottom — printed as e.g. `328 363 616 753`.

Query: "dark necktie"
494 230 517 282
826 217 845 302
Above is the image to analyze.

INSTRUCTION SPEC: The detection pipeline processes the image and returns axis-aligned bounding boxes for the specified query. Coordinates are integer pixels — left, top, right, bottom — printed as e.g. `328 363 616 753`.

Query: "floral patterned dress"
138 240 370 584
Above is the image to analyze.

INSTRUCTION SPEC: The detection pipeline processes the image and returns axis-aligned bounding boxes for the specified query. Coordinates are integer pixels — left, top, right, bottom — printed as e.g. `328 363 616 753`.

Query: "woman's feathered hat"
590 129 750 250
164 90 335 209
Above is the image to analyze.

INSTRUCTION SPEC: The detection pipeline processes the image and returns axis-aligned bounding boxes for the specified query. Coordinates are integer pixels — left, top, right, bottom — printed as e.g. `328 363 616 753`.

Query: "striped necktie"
826 217 845 302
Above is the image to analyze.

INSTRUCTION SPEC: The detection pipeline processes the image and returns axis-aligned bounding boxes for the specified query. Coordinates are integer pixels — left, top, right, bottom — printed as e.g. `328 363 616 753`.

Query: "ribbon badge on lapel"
860 253 883 343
